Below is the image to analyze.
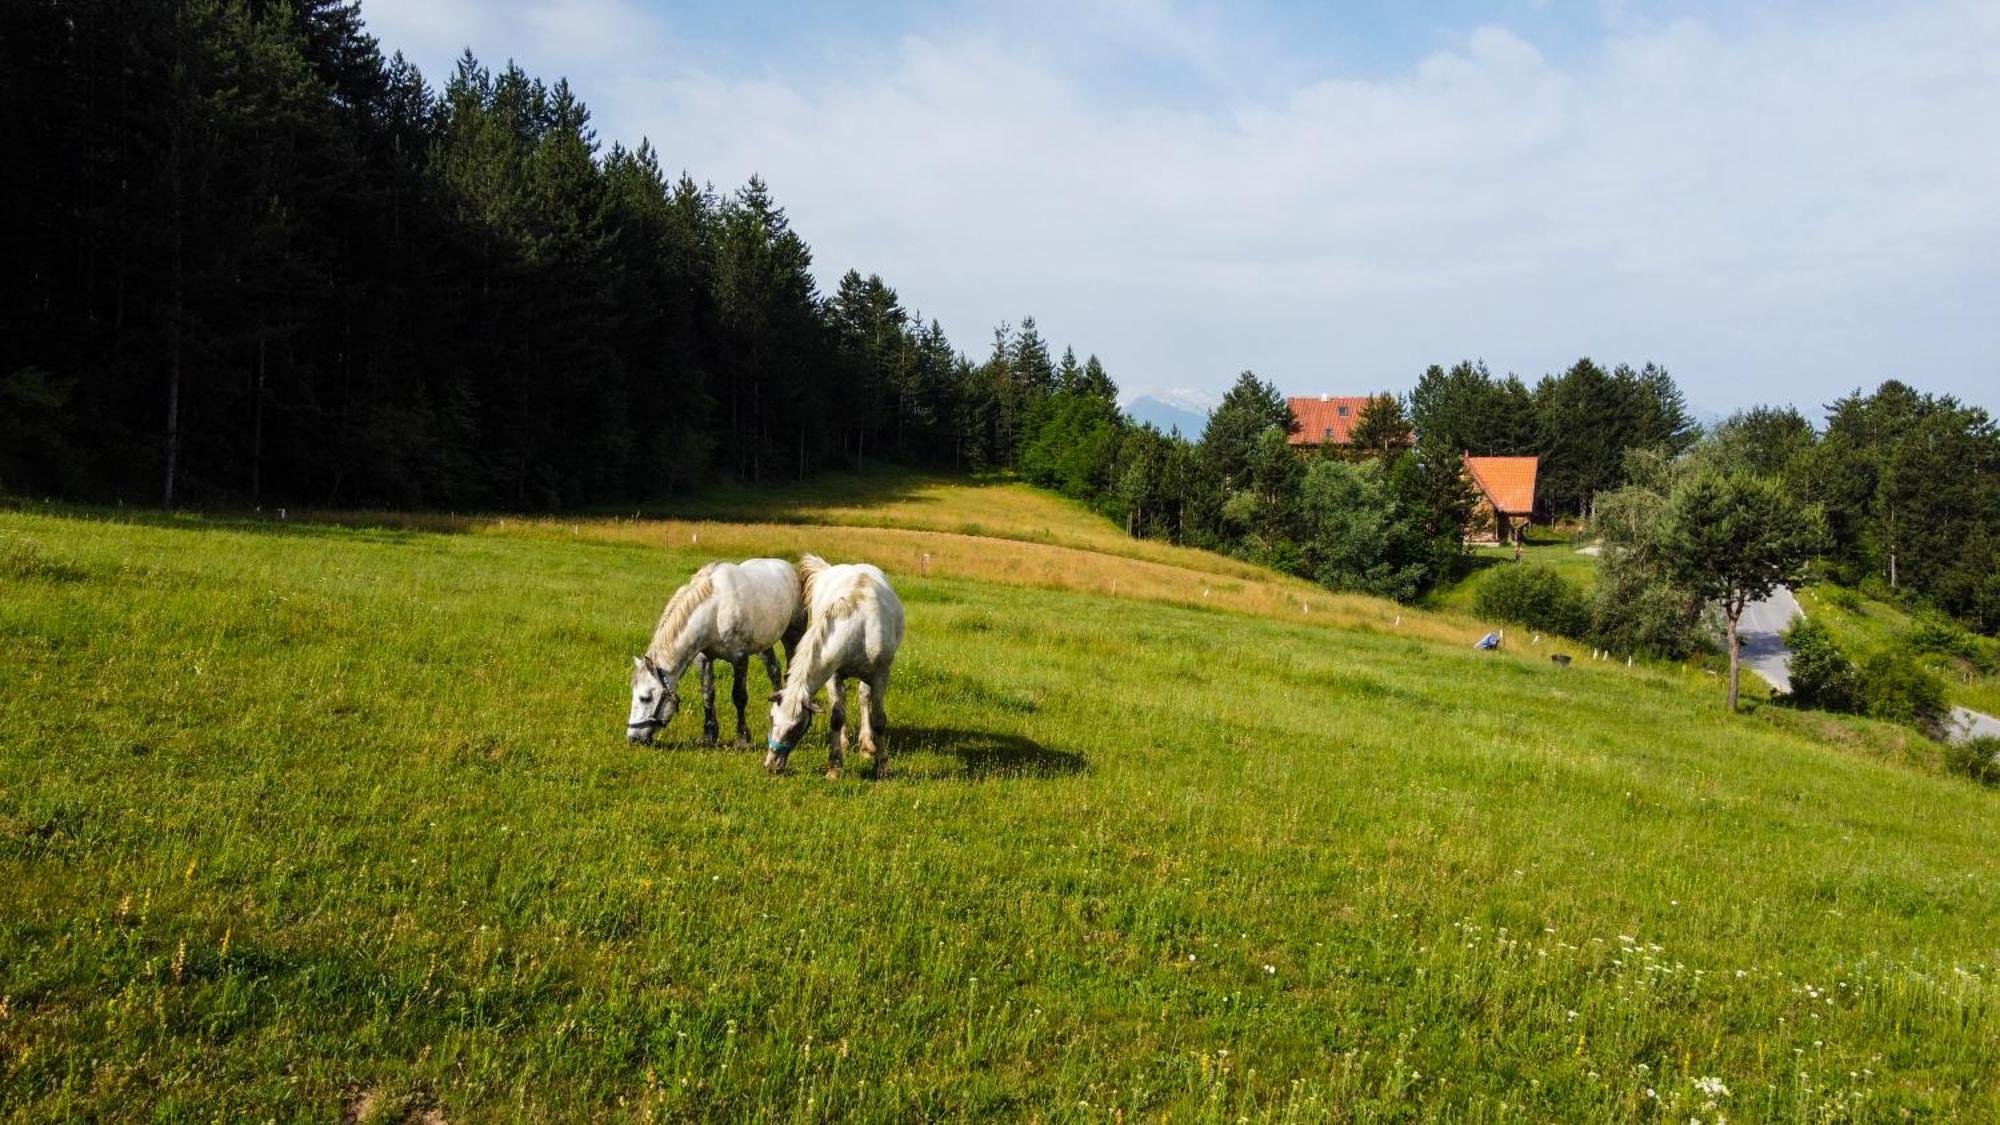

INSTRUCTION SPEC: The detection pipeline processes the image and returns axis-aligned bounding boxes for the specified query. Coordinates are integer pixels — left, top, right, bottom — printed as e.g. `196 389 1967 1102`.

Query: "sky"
362 0 2000 419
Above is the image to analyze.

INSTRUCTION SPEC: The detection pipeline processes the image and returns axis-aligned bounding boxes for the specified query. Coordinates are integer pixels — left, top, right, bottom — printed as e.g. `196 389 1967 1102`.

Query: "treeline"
1020 360 1698 604
1716 383 2000 633
1478 380 1998 675
0 1 1677 606
0 1 1113 508
1408 358 1698 516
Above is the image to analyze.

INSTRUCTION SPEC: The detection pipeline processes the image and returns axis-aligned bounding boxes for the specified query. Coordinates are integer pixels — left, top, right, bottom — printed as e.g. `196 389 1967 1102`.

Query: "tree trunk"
1725 609 1742 712
251 331 266 505
163 84 185 508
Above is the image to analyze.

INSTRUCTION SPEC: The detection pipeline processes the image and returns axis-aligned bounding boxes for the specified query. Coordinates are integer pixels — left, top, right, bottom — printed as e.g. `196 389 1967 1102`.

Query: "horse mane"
796 553 829 605
645 562 720 664
786 561 877 690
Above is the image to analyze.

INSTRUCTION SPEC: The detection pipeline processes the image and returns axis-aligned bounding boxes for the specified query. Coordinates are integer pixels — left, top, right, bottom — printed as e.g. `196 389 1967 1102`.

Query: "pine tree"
1201 370 1294 491
1349 393 1414 459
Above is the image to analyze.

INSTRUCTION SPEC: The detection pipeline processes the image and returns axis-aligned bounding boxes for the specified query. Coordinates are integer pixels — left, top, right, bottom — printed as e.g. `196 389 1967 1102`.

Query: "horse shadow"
895 725 1088 781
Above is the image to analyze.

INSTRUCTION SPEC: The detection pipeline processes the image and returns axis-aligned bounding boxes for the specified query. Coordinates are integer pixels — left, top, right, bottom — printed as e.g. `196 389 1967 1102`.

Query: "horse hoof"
733 738 752 751
824 767 842 780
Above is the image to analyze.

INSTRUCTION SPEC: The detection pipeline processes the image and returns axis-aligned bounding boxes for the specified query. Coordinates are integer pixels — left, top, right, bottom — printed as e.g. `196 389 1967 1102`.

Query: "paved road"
1737 585 1804 693
1950 707 2000 741
1738 586 2000 744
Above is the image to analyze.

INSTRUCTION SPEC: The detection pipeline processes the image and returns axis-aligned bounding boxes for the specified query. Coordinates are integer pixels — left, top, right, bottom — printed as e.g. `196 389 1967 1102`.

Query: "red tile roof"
1286 396 1372 445
1463 456 1539 515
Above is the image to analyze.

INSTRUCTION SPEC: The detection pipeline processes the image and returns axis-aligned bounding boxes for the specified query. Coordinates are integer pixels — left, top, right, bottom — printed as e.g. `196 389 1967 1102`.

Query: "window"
1324 427 1335 440
1337 405 1350 417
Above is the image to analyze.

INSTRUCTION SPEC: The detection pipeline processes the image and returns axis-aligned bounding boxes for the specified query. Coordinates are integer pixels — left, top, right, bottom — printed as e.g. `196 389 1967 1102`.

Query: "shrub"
1783 617 1857 712
1817 584 1862 613
1589 564 1707 660
1476 565 1591 638
1943 737 2000 787
1902 617 1997 674
0 536 86 583
1856 650 1950 736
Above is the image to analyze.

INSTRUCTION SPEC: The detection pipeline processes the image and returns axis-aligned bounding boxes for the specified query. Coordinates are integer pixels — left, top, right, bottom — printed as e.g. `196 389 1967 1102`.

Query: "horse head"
764 687 821 773
626 655 679 744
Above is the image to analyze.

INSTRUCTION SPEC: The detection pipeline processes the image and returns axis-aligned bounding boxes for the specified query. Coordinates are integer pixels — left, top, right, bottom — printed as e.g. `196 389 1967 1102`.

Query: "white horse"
628 558 805 747
766 554 905 778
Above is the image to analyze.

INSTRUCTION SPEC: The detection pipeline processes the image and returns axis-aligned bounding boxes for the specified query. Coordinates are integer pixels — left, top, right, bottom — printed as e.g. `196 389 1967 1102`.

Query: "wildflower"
1694 1076 1730 1098
1263 964 1276 975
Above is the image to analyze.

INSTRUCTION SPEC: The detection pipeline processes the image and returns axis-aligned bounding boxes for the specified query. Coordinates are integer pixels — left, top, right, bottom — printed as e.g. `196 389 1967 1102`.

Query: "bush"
1476 565 1591 638
1783 617 1857 712
1902 617 1997 674
1817 584 1862 613
1856 650 1950 736
1588 565 1707 660
1943 737 2000 786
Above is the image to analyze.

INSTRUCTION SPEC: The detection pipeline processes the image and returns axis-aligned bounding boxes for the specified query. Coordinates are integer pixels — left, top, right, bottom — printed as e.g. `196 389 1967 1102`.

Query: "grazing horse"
766 554 905 778
628 558 805 747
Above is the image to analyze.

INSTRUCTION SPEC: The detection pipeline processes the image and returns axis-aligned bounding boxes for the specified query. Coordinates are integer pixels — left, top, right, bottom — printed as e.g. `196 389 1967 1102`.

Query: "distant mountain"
1122 387 1215 437
1124 396 1208 436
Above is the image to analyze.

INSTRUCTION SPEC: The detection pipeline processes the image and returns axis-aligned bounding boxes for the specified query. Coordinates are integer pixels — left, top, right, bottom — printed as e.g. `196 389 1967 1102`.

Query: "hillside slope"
2 482 1995 1120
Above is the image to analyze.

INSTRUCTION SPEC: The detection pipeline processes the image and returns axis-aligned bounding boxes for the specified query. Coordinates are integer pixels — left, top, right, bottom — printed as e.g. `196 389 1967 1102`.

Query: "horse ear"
633 655 647 670
767 691 785 703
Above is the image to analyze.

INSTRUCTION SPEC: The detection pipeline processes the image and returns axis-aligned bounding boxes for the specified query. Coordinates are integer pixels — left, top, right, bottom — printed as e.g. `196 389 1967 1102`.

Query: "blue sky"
365 1 2000 419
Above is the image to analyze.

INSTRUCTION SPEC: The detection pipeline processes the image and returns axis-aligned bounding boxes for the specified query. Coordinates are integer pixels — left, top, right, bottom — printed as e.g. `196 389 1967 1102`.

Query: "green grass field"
1424 541 1601 622
3 480 1997 1121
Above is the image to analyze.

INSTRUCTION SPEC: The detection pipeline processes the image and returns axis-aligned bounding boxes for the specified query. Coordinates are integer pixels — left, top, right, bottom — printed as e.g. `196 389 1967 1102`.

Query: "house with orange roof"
1462 455 1539 544
1286 394 1374 448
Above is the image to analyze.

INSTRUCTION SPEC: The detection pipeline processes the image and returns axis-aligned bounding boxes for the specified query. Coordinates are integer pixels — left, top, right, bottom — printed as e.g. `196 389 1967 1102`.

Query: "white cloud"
366 0 2000 413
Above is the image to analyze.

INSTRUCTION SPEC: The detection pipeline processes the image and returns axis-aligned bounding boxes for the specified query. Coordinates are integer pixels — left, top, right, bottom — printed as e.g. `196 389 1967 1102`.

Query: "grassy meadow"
2 479 1998 1121
1423 540 1601 623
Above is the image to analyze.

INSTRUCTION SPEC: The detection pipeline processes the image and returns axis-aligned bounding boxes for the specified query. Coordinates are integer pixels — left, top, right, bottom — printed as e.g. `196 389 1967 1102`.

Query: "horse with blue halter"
627 558 805 747
766 554 905 778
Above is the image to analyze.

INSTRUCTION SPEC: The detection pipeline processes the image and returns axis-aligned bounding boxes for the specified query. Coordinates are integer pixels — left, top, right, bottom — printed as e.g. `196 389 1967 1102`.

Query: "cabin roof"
1463 455 1539 514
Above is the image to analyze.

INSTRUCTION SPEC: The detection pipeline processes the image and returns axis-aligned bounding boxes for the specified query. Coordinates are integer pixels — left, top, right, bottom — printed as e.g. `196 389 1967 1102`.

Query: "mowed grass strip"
1 510 1996 1121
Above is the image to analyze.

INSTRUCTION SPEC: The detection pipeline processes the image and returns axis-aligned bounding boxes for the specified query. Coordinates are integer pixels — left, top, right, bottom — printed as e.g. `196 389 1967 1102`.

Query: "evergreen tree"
1348 393 1414 459
1200 370 1294 492
1534 357 1631 518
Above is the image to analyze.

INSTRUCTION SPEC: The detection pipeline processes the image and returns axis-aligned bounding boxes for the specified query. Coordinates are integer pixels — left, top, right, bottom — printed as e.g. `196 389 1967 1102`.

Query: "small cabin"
1462 455 1539 544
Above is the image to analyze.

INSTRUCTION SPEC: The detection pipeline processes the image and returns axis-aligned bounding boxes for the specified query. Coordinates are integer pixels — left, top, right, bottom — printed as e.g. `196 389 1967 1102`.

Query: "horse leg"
699 655 719 747
858 675 889 779
825 673 848 780
759 647 784 693
730 656 752 749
